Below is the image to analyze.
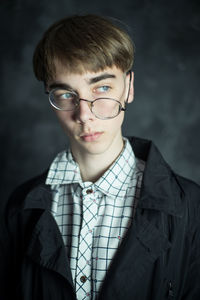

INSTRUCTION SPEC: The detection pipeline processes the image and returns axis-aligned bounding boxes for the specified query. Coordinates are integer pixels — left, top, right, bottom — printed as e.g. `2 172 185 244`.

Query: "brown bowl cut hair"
33 14 135 83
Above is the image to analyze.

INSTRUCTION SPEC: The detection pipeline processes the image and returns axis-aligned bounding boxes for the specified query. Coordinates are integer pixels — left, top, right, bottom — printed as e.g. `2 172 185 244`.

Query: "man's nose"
75 99 95 123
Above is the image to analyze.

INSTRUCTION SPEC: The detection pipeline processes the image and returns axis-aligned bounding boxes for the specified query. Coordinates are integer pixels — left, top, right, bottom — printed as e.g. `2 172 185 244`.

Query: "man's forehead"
55 60 123 75
48 64 125 88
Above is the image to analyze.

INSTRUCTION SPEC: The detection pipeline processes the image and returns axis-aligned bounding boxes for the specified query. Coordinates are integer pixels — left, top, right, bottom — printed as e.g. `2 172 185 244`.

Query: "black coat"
1 137 200 300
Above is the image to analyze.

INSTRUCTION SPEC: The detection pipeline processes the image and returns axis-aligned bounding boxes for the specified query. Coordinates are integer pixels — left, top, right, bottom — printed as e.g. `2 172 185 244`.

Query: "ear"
126 71 134 103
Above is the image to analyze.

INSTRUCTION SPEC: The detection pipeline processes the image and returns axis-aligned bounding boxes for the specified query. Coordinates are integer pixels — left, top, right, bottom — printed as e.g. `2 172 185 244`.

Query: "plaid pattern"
46 138 145 300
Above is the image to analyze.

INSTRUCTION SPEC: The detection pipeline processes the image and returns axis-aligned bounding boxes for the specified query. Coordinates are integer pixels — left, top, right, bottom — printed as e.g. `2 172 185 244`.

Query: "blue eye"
62 93 73 99
53 89 78 103
98 86 110 92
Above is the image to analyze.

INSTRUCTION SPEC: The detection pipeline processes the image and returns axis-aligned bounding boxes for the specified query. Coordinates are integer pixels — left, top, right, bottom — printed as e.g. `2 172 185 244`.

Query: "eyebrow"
87 73 116 84
47 73 116 92
48 82 75 91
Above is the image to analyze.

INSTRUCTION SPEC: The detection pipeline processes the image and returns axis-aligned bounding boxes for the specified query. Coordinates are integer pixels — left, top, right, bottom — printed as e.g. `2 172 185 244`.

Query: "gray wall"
1 0 200 202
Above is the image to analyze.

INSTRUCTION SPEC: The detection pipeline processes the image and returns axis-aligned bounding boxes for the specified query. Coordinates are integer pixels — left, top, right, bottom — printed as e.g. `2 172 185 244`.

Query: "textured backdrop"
1 0 200 202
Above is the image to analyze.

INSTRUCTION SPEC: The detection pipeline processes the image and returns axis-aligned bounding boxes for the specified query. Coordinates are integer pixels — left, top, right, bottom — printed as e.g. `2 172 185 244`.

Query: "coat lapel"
130 136 185 217
98 207 171 299
23 185 74 286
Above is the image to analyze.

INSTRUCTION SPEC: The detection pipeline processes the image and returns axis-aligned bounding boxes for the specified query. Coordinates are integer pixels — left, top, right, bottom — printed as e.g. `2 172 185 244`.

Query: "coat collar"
129 136 185 217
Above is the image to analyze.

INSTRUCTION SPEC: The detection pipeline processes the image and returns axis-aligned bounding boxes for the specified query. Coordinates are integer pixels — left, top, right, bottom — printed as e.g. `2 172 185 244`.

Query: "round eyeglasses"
47 70 132 120
49 89 126 120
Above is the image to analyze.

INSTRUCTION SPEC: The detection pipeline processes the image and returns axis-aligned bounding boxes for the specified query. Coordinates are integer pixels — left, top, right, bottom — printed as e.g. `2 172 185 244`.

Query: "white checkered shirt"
46 138 145 300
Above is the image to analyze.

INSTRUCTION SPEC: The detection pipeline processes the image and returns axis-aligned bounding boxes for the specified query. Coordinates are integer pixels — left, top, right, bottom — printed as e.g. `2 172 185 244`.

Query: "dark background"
1 0 200 202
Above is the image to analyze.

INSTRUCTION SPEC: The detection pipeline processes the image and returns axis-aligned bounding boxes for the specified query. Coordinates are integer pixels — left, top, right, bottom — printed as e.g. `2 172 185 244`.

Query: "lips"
80 132 103 142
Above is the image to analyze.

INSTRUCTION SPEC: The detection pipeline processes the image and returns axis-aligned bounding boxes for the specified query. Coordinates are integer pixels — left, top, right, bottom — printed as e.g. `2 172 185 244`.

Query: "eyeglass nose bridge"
76 98 94 111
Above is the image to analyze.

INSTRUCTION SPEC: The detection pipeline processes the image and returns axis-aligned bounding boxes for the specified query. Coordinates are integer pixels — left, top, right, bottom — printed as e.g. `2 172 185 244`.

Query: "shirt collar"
95 139 136 198
45 149 81 185
45 138 136 198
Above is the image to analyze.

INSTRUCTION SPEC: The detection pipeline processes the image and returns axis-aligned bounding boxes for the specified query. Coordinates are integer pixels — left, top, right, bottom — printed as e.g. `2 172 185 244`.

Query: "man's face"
47 64 134 160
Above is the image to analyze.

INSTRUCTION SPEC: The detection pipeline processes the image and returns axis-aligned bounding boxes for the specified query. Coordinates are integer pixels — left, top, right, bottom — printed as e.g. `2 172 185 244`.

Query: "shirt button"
86 189 93 194
80 275 87 283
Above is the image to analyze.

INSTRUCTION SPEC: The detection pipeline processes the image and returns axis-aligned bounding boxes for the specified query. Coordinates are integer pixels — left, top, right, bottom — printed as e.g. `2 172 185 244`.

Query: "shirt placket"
75 185 97 300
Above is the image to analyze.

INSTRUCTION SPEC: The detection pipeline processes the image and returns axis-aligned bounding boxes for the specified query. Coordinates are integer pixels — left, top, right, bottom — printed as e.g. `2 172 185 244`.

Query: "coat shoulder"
5 171 48 215
175 174 200 226
176 174 200 201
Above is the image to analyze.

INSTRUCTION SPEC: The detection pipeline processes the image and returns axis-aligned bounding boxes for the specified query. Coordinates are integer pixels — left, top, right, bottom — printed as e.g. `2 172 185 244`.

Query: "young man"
1 14 200 300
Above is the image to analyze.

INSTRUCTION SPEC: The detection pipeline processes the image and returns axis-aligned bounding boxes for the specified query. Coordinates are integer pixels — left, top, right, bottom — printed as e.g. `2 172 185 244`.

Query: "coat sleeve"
0 179 37 300
0 173 48 299
181 183 200 300
0 200 15 299
181 224 200 299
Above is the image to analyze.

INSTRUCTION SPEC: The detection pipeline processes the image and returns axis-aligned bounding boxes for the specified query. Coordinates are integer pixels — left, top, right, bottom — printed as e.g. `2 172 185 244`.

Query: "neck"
71 137 124 182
